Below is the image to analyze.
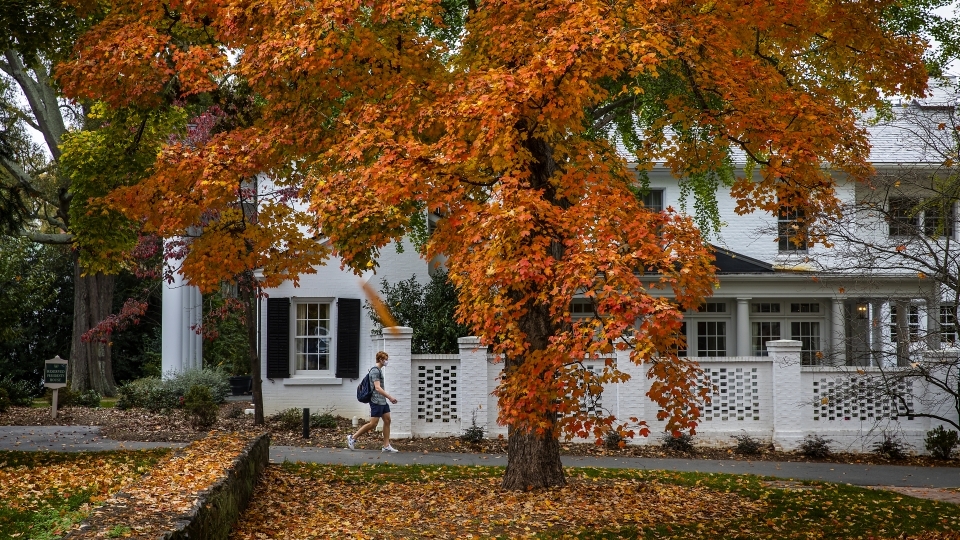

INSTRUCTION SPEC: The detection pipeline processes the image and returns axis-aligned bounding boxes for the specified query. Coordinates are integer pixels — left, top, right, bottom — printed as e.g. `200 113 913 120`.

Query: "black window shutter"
266 297 290 379
335 298 361 379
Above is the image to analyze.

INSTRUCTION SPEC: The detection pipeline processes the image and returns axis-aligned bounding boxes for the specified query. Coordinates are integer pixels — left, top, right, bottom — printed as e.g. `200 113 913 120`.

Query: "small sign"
44 356 68 389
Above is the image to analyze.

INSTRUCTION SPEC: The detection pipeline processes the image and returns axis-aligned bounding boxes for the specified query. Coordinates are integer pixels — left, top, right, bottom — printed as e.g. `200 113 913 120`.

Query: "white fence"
372 331 958 453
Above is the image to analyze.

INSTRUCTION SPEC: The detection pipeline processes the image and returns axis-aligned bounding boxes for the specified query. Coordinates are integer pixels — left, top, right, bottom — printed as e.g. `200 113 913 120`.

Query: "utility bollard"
302 408 310 439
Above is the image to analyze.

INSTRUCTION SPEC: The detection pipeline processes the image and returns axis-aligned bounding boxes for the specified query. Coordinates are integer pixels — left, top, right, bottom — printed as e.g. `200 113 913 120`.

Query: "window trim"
777 207 808 252
290 297 336 376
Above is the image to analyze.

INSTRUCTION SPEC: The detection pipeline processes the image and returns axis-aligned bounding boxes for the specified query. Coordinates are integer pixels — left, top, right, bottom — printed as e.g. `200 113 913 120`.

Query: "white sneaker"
347 435 355 450
381 445 398 453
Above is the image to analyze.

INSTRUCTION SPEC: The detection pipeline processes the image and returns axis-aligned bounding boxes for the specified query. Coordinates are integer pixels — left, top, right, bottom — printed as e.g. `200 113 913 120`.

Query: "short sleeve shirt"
369 366 387 405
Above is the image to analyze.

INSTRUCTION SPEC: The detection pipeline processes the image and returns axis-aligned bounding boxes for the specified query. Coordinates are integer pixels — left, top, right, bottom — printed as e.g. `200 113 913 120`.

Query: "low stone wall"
64 433 270 540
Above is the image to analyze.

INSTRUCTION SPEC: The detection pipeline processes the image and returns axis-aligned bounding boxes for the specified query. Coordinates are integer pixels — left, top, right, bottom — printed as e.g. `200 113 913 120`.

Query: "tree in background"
62 0 927 489
368 270 471 354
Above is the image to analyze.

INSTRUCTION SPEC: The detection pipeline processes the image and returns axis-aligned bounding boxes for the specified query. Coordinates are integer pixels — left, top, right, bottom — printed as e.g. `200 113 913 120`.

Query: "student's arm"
373 379 398 404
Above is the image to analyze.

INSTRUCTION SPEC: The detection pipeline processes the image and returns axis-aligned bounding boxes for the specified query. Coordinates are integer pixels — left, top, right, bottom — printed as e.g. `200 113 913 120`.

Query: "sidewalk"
2 426 957 494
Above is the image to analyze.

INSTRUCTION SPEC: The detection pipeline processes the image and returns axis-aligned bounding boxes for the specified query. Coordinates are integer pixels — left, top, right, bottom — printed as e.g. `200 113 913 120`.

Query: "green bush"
604 430 624 450
872 433 909 460
798 435 834 459
924 426 959 460
662 433 695 453
183 384 219 430
165 368 230 404
0 388 10 413
731 432 764 455
270 408 339 431
46 384 101 408
116 369 229 411
0 376 36 407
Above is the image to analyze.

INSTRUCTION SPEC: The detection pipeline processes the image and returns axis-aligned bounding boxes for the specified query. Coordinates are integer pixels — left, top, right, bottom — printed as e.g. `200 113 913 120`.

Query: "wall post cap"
457 336 482 345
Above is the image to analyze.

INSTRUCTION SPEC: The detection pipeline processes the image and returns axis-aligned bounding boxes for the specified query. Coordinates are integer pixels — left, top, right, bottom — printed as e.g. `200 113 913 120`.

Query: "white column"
378 327 413 438
736 298 751 356
767 339 804 450
457 337 489 434
161 256 184 378
831 298 845 366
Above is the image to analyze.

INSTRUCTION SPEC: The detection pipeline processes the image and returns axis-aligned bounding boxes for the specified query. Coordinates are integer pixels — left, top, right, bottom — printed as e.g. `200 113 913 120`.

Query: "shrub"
460 408 486 444
0 376 36 407
604 430 624 450
313 412 338 429
924 426 959 460
0 388 10 413
183 385 219 430
872 433 909 460
222 403 246 419
271 408 309 431
116 377 178 411
798 435 834 459
662 432 695 453
46 384 101 408
164 368 230 404
731 432 764 455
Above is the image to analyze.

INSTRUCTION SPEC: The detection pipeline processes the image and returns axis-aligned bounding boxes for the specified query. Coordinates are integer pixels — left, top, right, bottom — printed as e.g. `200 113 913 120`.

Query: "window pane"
778 208 807 251
697 321 726 357
752 321 780 356
751 302 780 313
791 321 821 365
924 204 955 237
890 304 920 343
642 190 664 212
790 303 820 313
941 305 957 344
889 198 919 236
295 302 331 371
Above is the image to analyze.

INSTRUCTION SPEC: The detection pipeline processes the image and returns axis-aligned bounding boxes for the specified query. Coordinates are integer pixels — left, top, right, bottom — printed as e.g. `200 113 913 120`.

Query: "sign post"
44 356 67 419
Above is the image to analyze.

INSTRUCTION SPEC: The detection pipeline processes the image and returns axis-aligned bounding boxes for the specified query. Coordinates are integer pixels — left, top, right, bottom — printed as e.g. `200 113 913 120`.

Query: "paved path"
2 427 957 501
0 426 187 452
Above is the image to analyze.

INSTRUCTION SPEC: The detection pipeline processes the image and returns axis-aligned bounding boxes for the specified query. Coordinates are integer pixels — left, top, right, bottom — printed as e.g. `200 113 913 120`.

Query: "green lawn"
0 449 169 540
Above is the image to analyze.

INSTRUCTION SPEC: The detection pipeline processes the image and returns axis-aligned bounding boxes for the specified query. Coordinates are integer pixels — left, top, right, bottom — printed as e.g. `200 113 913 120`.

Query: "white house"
161 80 960 452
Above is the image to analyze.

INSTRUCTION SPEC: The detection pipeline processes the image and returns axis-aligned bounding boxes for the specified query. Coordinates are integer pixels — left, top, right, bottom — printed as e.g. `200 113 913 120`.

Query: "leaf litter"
230 464 764 539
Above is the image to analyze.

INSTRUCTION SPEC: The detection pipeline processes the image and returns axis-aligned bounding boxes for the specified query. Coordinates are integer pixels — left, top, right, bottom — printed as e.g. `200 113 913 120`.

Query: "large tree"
62 0 927 489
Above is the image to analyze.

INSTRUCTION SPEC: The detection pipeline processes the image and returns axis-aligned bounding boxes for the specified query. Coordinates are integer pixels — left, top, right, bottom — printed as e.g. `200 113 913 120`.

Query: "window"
675 321 687 358
888 197 920 236
791 321 821 365
752 321 781 356
778 208 807 251
697 321 727 357
641 189 664 212
890 304 920 343
295 302 332 371
941 305 957 344
571 298 596 318
697 302 727 313
924 203 955 238
752 302 780 313
790 303 820 313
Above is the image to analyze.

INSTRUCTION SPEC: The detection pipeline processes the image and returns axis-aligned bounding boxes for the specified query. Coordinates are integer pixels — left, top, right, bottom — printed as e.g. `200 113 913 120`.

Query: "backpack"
356 369 373 403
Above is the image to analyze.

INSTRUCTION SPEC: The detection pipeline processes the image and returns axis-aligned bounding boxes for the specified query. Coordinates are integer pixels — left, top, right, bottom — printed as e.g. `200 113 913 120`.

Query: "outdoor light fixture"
857 304 868 319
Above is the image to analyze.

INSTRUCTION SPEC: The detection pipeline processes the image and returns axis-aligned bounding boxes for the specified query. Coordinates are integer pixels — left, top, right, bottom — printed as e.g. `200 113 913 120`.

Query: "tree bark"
241 275 265 425
69 255 117 396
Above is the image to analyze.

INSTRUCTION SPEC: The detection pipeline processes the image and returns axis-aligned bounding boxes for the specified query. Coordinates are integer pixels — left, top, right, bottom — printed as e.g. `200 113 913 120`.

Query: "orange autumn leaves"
58 0 928 441
230 464 764 539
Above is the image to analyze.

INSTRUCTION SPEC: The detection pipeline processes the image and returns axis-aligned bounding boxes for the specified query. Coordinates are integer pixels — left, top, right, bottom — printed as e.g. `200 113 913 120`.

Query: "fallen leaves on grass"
231 465 763 539
66 432 258 538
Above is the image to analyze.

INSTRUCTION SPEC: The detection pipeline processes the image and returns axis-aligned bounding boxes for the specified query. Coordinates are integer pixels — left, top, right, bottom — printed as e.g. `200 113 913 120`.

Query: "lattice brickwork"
700 367 760 421
812 376 915 421
579 364 603 418
415 363 459 423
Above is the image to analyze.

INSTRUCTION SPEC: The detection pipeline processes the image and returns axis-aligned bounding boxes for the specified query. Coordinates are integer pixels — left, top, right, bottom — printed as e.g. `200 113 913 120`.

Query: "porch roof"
710 244 775 274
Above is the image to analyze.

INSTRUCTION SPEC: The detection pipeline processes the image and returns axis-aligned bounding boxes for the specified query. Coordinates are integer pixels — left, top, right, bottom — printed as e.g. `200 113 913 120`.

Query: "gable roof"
710 244 775 274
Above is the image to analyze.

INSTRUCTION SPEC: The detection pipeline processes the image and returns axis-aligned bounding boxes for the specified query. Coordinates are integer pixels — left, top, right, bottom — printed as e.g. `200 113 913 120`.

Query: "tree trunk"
241 276 265 425
69 256 117 395
501 297 566 490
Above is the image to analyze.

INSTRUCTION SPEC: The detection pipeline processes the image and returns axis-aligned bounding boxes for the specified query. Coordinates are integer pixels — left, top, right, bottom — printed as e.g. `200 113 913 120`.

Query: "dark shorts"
370 403 391 418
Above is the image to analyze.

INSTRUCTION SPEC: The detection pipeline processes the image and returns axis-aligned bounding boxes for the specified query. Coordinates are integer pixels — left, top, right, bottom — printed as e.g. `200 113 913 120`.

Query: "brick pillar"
457 337 489 435
615 347 649 445
377 327 413 438
767 339 804 450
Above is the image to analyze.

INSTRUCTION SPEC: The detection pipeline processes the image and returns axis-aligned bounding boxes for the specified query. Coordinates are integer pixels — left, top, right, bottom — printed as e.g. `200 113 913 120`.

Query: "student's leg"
352 416 380 439
381 412 391 447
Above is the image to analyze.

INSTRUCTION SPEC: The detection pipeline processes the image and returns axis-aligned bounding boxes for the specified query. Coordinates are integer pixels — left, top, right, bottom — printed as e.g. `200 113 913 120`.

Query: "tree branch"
23 231 73 244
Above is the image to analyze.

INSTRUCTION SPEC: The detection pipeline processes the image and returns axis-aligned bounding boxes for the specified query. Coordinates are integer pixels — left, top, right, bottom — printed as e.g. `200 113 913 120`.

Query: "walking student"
347 351 399 452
